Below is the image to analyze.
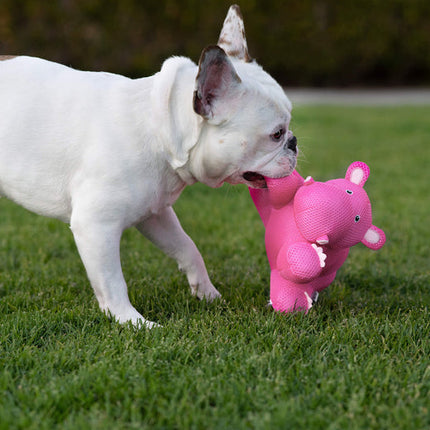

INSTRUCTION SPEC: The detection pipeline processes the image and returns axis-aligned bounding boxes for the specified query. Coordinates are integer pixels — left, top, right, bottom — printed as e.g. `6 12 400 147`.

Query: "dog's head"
189 5 297 189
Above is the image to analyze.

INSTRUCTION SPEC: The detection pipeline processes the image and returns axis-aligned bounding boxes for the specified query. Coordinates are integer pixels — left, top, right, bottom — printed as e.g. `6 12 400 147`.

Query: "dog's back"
0 56 139 221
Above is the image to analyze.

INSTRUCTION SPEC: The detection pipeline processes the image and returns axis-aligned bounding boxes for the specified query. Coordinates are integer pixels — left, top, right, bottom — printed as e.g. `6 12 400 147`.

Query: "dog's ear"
193 45 241 121
218 5 252 62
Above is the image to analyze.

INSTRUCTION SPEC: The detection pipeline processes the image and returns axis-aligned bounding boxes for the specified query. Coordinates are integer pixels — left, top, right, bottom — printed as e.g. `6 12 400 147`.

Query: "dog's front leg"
70 214 157 328
136 207 221 301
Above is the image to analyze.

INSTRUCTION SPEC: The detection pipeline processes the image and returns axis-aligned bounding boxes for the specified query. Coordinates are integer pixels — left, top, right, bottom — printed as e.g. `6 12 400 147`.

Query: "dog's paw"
190 282 222 302
134 319 162 329
105 306 161 329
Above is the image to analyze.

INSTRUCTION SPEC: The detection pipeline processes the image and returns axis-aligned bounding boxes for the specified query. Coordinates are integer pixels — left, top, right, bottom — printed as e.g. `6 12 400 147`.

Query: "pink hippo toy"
250 161 386 313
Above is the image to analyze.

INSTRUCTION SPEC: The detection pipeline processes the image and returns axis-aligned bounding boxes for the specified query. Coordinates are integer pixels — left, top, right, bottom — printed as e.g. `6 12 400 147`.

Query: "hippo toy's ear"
345 161 370 187
361 225 386 250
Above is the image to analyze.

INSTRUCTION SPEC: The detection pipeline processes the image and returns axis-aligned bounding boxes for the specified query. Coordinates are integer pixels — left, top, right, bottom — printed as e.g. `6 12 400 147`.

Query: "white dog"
0 5 297 327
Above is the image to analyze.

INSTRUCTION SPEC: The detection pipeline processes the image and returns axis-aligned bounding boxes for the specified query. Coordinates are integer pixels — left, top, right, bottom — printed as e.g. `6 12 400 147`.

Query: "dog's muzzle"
243 171 267 188
243 135 298 188
285 135 297 153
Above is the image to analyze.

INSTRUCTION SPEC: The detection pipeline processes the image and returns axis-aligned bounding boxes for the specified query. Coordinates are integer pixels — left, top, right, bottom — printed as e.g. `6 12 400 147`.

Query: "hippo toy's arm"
276 242 327 283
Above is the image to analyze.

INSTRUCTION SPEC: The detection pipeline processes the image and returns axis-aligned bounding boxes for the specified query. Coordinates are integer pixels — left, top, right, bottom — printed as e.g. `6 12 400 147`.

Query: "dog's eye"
346 189 353 195
271 128 285 142
355 215 361 223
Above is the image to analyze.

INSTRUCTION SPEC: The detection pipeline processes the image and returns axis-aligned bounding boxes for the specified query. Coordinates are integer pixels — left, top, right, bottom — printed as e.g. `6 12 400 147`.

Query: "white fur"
0 23 295 327
218 4 251 62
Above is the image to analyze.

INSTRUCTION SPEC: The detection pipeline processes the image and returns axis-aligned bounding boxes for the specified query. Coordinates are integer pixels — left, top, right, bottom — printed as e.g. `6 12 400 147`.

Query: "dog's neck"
145 56 203 186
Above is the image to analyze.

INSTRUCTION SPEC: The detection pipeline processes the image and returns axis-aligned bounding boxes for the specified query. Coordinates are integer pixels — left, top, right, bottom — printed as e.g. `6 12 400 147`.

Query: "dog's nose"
286 135 297 152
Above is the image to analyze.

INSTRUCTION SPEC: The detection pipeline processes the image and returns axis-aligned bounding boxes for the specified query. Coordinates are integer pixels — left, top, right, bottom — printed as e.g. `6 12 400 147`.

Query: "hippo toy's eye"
346 189 353 195
355 215 360 223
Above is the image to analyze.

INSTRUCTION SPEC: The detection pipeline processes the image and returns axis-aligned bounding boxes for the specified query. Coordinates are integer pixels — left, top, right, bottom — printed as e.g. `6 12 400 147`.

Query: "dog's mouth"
243 171 267 188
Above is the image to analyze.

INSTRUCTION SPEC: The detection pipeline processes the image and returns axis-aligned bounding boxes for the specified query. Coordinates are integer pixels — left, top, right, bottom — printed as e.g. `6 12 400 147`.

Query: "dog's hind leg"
70 212 158 328
136 207 222 301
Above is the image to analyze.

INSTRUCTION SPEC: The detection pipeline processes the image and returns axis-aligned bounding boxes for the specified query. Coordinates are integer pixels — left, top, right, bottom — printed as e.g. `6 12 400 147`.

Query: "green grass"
1 106 429 429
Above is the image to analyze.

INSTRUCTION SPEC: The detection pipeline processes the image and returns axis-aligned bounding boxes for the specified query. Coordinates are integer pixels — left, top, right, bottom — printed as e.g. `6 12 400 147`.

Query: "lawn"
0 105 429 429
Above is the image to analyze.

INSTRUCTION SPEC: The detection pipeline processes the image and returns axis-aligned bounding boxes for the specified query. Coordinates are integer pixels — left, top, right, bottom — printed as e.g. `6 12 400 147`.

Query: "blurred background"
1 0 429 87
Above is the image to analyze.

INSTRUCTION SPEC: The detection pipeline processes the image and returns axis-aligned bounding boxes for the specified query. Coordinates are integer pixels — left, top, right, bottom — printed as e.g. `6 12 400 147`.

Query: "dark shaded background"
1 0 429 86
